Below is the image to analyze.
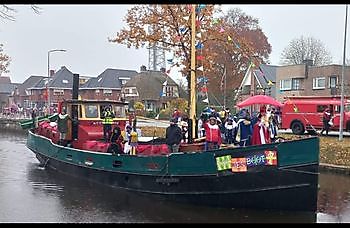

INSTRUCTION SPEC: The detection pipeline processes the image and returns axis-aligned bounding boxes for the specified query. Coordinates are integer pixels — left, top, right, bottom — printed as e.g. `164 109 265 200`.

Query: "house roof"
0 83 18 94
47 66 75 88
253 64 278 87
123 70 180 100
30 77 49 90
16 75 45 96
81 68 138 89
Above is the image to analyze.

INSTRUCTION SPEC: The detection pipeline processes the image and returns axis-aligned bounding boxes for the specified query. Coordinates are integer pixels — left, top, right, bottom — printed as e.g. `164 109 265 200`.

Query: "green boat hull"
26 130 319 211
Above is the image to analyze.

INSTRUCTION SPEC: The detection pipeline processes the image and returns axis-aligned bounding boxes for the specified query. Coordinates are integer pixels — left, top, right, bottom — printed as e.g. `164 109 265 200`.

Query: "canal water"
0 130 349 223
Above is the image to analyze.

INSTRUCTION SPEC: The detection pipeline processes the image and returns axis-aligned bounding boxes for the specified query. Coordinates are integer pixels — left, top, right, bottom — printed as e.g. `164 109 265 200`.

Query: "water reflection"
317 172 350 223
26 164 317 223
0 130 349 223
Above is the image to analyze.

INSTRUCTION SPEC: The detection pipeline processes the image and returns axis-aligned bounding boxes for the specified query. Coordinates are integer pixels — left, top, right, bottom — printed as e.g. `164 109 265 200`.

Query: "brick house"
80 68 137 101
275 60 350 102
235 64 278 104
8 75 45 109
122 66 187 112
0 76 19 111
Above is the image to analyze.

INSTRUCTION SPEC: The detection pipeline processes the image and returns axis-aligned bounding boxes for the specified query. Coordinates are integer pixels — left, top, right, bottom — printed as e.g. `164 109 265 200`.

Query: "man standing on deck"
165 118 183 153
57 108 71 146
102 106 115 142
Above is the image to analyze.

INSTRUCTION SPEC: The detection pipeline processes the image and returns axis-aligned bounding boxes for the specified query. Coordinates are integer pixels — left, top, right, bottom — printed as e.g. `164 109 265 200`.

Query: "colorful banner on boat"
265 150 277 165
246 152 266 167
215 149 278 172
231 158 247 172
216 155 232 171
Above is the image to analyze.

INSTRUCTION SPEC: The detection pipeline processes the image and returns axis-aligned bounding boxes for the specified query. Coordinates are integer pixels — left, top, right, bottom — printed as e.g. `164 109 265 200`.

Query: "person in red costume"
252 113 271 145
204 115 222 150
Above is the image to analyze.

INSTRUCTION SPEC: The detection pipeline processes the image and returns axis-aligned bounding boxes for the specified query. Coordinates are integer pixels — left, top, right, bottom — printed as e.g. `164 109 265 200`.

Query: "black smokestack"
72 73 79 100
71 73 79 140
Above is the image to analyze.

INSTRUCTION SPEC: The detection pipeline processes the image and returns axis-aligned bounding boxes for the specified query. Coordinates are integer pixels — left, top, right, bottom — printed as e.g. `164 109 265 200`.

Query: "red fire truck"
281 96 350 135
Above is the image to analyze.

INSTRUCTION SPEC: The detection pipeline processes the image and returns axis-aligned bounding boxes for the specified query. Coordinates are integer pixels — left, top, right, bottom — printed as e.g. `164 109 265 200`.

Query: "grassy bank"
140 126 350 167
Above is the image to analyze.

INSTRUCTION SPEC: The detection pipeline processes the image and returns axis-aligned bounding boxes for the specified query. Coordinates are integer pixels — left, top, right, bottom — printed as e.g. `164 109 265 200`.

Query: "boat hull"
28 131 319 211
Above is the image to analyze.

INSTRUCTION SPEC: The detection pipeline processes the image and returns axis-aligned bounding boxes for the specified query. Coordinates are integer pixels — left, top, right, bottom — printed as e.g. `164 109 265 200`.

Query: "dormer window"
62 79 69 84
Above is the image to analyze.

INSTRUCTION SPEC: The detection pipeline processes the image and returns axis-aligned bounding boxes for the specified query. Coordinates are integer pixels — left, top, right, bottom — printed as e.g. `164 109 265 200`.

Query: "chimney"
50 70 55 77
160 67 166 73
302 59 314 78
140 65 147 72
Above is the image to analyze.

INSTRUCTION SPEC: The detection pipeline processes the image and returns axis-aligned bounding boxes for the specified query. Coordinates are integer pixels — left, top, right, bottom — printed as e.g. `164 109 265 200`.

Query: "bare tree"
280 36 332 66
0 4 41 21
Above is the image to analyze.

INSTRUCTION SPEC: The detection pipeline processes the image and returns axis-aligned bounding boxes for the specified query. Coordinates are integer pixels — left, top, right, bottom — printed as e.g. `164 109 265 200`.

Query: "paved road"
278 129 350 137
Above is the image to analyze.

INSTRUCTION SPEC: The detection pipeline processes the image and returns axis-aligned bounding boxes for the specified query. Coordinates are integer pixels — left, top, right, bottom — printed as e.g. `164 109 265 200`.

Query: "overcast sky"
1 4 349 83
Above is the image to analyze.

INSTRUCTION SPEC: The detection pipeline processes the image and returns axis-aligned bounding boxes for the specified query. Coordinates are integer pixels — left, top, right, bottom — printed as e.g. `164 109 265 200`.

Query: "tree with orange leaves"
0 44 11 76
110 5 271 108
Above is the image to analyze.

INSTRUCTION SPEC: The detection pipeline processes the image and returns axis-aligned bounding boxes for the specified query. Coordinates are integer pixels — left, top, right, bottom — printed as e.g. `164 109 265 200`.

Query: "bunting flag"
219 27 225 33
175 35 181 42
163 80 168 86
196 32 202 39
167 58 173 64
183 16 190 21
202 98 209 104
166 69 171 74
234 41 240 49
196 55 204 61
195 42 204 49
227 35 232 42
179 27 186 34
200 86 208 93
198 4 206 9
197 66 204 71
197 76 208 83
212 18 219 25
268 80 274 86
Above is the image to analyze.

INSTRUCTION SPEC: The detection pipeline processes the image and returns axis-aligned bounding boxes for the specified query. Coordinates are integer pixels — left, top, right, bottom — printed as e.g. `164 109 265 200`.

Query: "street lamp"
339 5 348 141
47 49 67 111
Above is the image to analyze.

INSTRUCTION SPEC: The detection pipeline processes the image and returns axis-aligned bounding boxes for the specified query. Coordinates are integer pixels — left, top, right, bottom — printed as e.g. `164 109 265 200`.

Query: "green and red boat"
23 93 319 212
22 5 319 211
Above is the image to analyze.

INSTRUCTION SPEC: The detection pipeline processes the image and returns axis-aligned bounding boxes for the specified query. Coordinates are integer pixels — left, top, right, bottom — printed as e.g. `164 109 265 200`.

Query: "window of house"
85 105 98 118
164 86 174 97
62 79 69 84
131 88 137 94
53 89 64 95
292 78 301 90
313 77 326 89
329 76 338 88
103 89 112 96
280 79 292 91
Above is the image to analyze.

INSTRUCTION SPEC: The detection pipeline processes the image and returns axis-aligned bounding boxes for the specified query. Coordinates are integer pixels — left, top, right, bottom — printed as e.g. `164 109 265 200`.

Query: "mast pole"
189 4 197 140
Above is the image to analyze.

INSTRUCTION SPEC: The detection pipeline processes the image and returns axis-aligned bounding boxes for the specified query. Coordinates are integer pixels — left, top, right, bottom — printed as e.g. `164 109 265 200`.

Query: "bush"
158 109 171 120
145 110 157 118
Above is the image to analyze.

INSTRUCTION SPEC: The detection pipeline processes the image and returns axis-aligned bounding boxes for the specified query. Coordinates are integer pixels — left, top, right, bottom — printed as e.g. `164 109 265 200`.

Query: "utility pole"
47 49 66 110
339 4 348 141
